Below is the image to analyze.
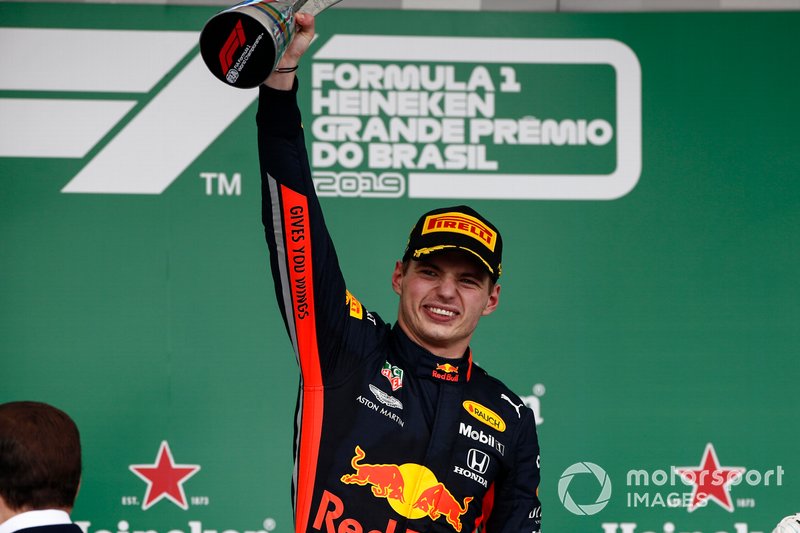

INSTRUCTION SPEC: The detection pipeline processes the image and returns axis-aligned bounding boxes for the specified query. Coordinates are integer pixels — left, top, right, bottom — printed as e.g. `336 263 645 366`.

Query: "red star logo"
676 443 745 512
129 441 200 510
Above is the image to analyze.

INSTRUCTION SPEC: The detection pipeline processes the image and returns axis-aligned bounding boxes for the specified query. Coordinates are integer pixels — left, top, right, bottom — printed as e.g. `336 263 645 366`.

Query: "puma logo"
500 394 524 418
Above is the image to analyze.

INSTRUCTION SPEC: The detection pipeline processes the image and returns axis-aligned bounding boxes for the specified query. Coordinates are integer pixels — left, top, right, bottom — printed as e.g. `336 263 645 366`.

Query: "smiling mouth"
425 305 458 318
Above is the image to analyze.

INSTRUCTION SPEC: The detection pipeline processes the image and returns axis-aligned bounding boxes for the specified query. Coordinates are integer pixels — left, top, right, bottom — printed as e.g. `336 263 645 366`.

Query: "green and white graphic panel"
1 5 798 533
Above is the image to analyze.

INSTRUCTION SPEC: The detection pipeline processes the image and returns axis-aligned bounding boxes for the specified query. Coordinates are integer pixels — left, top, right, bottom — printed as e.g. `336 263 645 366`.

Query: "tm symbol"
200 172 241 196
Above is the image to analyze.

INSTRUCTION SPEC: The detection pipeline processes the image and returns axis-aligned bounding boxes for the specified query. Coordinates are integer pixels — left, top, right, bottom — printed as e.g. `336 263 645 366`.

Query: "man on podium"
257 13 541 533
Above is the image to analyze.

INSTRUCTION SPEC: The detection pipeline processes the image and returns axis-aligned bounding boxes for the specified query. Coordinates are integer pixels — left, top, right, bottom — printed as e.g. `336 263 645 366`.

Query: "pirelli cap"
402 205 503 281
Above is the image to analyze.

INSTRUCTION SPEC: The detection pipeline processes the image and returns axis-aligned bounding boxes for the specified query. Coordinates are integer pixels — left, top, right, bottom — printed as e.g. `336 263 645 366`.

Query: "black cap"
402 205 503 281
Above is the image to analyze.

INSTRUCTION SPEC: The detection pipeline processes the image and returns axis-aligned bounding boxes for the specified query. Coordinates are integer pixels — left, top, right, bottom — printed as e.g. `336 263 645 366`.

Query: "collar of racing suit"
390 324 474 384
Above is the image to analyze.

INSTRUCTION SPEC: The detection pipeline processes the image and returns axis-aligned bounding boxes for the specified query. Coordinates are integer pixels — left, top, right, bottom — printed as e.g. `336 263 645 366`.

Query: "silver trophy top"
295 0 342 16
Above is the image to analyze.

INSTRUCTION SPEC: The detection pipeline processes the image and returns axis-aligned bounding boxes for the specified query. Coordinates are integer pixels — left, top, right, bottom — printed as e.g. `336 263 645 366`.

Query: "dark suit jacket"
14 524 83 533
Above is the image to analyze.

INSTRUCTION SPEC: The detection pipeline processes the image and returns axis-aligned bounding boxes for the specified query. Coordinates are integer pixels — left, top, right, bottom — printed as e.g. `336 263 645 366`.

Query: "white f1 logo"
0 28 256 194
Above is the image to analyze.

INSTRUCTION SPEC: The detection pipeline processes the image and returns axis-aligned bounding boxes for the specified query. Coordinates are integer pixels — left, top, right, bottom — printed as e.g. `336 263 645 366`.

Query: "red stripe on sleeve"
281 185 324 533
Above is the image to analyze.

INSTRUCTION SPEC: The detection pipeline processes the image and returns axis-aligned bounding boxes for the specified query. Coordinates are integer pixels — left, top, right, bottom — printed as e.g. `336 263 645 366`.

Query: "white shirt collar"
0 510 71 533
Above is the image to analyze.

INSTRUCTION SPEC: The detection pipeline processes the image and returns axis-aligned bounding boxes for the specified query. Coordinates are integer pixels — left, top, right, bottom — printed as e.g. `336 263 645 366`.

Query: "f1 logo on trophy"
200 0 341 88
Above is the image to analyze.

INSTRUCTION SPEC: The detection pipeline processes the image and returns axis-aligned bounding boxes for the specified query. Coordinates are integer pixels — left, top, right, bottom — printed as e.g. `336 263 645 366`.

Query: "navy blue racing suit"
257 80 541 533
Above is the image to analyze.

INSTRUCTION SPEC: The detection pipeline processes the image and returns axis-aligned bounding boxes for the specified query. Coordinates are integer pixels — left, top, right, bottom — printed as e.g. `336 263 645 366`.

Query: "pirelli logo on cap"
421 212 497 252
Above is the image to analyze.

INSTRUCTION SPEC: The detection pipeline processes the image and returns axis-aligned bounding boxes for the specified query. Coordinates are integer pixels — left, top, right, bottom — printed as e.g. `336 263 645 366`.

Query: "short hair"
0 401 82 511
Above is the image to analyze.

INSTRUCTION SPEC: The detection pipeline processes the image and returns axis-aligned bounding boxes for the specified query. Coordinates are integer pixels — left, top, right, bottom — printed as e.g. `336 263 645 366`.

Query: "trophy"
199 0 341 89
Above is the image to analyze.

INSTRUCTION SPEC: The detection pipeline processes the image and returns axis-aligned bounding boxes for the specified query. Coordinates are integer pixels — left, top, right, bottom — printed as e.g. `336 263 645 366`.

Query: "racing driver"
257 13 541 533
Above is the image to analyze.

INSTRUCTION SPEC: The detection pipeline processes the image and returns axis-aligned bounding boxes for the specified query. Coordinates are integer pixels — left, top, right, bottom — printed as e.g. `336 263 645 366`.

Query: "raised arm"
264 12 315 91
257 13 384 385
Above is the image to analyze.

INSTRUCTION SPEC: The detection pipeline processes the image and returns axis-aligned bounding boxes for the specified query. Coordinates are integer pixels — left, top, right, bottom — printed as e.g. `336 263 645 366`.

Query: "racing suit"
257 81 542 533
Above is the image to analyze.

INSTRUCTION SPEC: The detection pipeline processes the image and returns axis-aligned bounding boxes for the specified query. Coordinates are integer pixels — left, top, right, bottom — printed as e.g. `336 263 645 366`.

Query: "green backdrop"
1 5 798 533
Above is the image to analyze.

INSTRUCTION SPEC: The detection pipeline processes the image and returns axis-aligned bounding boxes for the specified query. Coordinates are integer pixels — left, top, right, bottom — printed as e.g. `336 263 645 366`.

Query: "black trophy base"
200 11 277 89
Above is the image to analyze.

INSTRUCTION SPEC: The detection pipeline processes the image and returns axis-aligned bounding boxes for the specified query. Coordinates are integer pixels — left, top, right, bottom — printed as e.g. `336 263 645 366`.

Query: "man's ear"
391 260 404 296
481 283 501 316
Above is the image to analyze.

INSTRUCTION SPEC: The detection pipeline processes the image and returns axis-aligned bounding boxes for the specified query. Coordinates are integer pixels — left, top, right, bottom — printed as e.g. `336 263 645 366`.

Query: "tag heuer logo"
381 362 404 391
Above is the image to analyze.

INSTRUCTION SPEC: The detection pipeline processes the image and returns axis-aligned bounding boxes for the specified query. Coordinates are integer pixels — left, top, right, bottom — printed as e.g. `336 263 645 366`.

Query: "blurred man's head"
0 401 82 514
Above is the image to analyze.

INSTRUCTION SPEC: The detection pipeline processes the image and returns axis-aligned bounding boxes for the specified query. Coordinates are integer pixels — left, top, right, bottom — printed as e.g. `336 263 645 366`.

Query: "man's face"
392 250 500 359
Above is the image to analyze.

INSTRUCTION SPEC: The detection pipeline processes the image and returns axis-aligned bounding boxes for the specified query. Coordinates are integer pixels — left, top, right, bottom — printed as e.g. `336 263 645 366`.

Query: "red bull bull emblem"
340 446 472 532
340 446 406 502
432 363 459 382
412 482 473 532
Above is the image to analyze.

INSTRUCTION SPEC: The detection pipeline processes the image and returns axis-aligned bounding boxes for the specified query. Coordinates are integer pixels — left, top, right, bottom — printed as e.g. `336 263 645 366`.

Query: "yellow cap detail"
413 245 495 276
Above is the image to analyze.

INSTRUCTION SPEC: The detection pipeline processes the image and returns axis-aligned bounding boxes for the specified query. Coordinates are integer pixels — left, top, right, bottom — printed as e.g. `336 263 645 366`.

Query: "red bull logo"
313 490 410 533
436 363 458 374
412 483 473 532
339 446 472 532
341 446 405 502
432 363 459 382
